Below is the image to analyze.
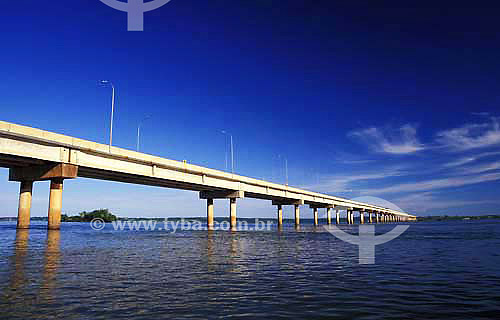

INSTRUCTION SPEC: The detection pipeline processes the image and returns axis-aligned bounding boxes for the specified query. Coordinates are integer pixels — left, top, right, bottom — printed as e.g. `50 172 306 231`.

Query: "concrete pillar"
335 210 340 224
207 198 214 230
347 210 352 224
48 179 63 230
327 208 332 225
230 198 237 230
277 204 283 226
294 204 300 226
369 212 373 223
17 181 33 229
313 208 319 226
360 211 365 224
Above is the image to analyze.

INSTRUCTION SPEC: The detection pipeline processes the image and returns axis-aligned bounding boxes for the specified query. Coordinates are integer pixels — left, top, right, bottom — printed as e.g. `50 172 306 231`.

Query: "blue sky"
1 1 500 217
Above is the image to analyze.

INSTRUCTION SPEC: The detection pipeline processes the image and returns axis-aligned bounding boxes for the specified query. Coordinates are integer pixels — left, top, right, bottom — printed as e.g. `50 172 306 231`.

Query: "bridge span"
0 120 416 230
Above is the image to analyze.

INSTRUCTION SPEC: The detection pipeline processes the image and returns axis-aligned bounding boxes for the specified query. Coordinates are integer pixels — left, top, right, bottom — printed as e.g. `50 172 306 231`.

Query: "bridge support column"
9 163 78 230
294 204 300 227
347 210 352 224
376 213 379 223
206 198 214 230
230 198 237 230
313 208 319 226
17 181 33 229
277 204 283 226
369 212 373 223
200 190 244 231
360 211 365 224
327 208 332 224
335 210 340 224
48 179 63 230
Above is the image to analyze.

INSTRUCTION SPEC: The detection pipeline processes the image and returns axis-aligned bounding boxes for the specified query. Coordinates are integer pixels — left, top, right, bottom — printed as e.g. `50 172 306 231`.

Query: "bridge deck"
0 120 414 217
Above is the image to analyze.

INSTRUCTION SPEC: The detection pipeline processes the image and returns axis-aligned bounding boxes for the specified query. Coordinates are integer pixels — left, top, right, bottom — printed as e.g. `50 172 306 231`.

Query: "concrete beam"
48 179 63 230
277 204 283 226
17 181 33 229
206 198 214 230
334 205 353 210
272 199 305 206
294 204 300 226
230 198 237 230
309 203 334 209
9 163 78 182
200 190 244 199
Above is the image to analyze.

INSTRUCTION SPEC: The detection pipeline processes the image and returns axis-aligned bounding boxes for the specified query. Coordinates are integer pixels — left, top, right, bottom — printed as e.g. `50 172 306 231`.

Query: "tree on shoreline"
62 209 117 223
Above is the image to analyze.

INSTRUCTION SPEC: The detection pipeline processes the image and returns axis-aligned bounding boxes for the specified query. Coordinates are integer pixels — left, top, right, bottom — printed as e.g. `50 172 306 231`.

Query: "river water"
1 220 499 319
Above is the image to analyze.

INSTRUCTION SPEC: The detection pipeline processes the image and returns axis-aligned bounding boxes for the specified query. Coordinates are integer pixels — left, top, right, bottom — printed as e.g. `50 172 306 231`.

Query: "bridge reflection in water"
3 229 61 316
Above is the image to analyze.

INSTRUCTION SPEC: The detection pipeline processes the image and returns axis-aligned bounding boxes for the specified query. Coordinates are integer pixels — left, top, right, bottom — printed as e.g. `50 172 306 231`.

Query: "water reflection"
2 229 61 318
1 221 499 319
7 230 30 300
39 230 60 304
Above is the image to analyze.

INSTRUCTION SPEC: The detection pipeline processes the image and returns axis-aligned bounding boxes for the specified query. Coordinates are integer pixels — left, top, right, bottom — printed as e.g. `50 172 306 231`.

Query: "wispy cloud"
436 117 500 151
392 192 500 213
362 172 500 195
304 167 406 193
471 112 490 117
443 151 500 168
349 124 424 154
459 160 500 175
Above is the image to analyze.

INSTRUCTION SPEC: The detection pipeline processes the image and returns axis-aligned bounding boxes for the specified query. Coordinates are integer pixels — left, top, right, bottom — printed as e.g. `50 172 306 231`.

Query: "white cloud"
443 156 478 168
303 167 406 193
349 124 424 154
436 117 500 151
471 112 490 117
459 160 500 175
443 151 500 168
362 172 500 195
391 192 500 213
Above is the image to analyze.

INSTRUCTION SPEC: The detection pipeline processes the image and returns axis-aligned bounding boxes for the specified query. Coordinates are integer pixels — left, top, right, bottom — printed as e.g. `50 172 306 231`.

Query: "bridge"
0 120 416 230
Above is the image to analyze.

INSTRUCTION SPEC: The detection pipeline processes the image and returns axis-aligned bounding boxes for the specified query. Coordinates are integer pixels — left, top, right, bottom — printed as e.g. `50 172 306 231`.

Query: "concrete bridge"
0 121 416 230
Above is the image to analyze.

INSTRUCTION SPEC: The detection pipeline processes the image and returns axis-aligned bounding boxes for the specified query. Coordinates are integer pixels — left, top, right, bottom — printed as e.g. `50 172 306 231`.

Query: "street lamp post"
137 115 151 152
221 131 234 173
100 80 115 148
285 158 288 186
277 155 289 186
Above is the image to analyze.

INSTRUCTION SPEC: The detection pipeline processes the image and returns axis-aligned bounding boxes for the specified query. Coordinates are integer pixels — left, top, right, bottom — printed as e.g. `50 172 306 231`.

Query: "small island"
62 209 117 223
